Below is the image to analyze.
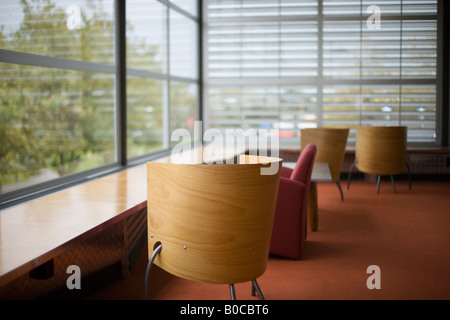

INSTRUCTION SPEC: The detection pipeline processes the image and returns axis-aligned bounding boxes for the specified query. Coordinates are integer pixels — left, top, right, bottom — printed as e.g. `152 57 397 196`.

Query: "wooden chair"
144 155 282 300
347 126 412 194
300 128 349 201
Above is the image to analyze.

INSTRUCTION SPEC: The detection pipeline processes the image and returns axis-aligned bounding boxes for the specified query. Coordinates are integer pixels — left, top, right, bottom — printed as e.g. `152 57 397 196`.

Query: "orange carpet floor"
89 181 450 300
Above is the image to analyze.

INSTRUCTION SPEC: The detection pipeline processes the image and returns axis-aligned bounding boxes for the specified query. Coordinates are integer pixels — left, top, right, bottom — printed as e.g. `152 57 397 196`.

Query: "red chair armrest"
280 166 293 178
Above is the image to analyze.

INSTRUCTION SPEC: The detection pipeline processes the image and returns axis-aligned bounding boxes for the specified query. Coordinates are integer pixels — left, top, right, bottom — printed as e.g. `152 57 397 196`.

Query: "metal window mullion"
157 0 199 23
436 0 449 146
126 68 169 80
277 0 281 129
239 0 243 127
164 4 171 148
399 1 404 126
359 0 363 126
198 0 204 124
163 77 170 148
317 0 324 127
202 0 211 132
0 49 115 74
115 0 127 165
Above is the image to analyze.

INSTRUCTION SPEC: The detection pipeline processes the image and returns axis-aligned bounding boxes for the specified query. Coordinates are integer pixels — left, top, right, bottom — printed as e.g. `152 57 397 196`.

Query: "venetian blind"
204 0 438 147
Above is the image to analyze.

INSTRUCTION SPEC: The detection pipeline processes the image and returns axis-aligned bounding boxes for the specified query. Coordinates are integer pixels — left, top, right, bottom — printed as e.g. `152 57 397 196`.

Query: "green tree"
0 0 115 191
0 0 166 193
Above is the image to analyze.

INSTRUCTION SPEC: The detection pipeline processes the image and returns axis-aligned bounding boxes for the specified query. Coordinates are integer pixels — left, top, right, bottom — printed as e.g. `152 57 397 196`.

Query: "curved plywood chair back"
147 156 282 285
355 126 407 175
300 128 349 181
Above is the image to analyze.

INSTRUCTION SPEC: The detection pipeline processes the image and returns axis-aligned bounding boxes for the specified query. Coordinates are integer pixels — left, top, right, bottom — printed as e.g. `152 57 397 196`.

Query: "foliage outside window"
0 0 199 200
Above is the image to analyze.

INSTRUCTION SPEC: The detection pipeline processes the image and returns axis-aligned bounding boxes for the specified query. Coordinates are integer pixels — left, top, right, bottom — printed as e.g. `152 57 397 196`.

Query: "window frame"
0 0 202 210
203 0 445 148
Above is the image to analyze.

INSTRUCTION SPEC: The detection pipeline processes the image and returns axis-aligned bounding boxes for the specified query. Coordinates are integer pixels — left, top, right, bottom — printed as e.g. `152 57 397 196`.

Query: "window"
170 8 199 79
0 0 200 207
0 0 116 197
126 0 199 159
204 0 439 147
126 0 168 158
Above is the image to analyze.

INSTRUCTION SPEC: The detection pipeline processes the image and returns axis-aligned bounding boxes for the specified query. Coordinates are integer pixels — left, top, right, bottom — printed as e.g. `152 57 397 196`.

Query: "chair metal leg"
390 175 397 194
144 243 162 300
251 279 265 300
406 162 412 190
229 284 236 300
347 160 357 190
336 181 344 201
376 175 381 194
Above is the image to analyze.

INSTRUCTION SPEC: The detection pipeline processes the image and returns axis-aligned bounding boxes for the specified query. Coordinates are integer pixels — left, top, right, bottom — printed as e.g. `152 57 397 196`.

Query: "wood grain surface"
355 126 407 175
147 156 282 284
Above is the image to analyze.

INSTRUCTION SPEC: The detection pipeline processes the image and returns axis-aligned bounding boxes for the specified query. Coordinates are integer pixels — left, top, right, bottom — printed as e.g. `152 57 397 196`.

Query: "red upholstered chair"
269 144 317 260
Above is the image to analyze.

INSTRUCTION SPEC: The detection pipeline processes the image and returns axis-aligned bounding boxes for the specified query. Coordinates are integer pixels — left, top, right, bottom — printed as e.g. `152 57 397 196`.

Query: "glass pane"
171 0 198 17
362 20 401 80
0 63 115 195
280 21 318 77
207 0 241 19
170 82 197 146
362 0 401 16
207 24 244 79
361 85 400 126
323 0 436 16
322 85 361 140
126 0 167 73
205 0 437 145
323 0 362 15
207 20 318 79
323 20 361 79
207 0 317 19
207 86 242 129
205 0 438 146
280 0 318 16
401 84 436 143
0 0 115 64
401 20 437 79
278 86 318 148
127 77 165 159
207 85 317 148
170 9 198 79
241 22 280 78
